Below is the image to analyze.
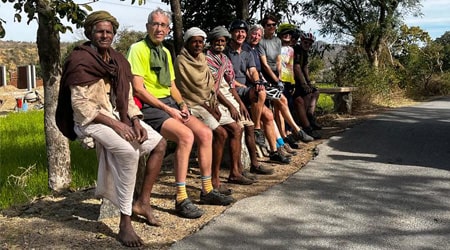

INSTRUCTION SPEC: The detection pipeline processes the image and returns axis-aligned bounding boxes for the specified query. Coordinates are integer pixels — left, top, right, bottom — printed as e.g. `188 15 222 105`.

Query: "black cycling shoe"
308 114 322 130
269 151 290 164
304 127 321 139
200 189 234 205
175 198 204 219
254 129 266 146
283 136 300 149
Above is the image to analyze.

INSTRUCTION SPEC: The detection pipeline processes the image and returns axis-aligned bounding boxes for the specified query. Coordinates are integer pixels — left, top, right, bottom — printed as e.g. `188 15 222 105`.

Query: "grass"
316 83 335 114
0 111 97 210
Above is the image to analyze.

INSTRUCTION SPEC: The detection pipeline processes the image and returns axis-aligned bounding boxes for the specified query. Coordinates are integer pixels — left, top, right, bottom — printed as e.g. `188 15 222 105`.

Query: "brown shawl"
174 47 217 108
56 42 132 140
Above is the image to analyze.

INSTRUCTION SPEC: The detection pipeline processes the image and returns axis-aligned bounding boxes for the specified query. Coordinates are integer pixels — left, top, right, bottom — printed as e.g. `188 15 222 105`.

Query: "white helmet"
265 87 282 100
301 32 316 42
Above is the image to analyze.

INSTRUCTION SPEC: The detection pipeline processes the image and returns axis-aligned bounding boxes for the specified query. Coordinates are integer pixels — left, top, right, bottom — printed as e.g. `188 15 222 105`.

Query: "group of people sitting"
55 8 322 247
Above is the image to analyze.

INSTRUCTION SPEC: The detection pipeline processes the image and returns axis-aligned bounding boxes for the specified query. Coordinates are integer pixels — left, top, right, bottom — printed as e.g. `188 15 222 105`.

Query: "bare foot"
133 200 162 227
118 220 144 247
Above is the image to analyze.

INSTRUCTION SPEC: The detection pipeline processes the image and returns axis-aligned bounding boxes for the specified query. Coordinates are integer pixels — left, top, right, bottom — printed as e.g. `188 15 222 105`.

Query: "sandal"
217 185 233 196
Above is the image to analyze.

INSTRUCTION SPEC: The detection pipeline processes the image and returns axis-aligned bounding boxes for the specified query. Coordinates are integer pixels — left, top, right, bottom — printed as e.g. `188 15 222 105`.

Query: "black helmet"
229 19 248 32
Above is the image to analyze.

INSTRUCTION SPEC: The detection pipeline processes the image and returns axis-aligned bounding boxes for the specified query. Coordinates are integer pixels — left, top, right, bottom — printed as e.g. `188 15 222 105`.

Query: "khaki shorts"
190 104 236 130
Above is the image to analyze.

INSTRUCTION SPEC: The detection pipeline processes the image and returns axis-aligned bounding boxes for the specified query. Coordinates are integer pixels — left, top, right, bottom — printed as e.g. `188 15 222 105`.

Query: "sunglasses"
265 23 277 27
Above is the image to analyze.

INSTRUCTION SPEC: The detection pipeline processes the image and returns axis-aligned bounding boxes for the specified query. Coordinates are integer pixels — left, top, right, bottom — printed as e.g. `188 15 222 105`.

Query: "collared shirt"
242 42 263 73
224 44 256 86
127 40 175 99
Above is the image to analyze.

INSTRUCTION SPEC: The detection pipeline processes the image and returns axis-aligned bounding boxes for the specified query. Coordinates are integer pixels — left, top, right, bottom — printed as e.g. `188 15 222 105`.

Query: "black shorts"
293 85 318 98
141 96 178 132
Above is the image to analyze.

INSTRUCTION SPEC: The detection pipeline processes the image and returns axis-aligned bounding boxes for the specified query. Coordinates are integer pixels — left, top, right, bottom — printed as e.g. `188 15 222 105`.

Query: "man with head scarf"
206 26 273 177
127 8 232 220
175 27 256 192
55 10 166 247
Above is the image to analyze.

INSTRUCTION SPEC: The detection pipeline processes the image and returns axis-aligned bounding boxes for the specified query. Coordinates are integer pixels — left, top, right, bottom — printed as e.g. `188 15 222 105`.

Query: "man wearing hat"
127 8 232 220
56 10 166 247
205 26 274 177
175 27 256 191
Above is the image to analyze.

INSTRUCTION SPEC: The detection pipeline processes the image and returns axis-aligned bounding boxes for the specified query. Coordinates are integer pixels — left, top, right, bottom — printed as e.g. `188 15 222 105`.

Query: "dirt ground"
0 85 393 249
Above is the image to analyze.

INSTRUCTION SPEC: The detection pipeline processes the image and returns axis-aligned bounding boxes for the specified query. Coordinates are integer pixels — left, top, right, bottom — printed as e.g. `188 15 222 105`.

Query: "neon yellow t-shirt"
127 40 175 98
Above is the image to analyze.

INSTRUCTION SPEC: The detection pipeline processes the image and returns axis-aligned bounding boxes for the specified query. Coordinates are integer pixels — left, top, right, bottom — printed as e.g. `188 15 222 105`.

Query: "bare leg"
223 123 243 179
308 91 320 115
184 116 213 178
293 96 311 128
250 89 266 130
160 118 194 184
273 101 287 138
133 139 166 227
260 106 277 152
273 95 301 132
118 213 144 247
244 125 259 168
211 126 228 188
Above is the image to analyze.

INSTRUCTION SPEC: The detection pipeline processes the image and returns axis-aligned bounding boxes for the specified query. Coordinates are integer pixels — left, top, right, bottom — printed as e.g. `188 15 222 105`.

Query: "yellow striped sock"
176 183 188 203
201 176 213 194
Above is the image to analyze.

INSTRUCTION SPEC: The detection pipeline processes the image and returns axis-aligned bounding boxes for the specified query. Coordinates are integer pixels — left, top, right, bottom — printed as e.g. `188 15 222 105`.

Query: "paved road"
171 96 450 250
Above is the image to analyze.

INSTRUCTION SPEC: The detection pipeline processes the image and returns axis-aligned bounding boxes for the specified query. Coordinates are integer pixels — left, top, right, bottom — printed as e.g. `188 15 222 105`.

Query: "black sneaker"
304 127 321 139
294 129 314 142
308 114 322 130
175 198 204 219
283 136 300 149
269 151 290 164
254 129 266 146
200 189 234 205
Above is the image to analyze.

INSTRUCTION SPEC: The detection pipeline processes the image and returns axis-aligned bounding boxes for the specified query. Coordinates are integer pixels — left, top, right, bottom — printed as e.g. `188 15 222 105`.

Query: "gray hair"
247 24 264 42
147 7 172 24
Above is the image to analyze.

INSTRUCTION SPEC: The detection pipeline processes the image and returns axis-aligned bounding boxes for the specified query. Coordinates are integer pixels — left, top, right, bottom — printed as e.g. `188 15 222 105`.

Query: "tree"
114 29 146 55
299 0 422 68
435 31 450 71
0 0 146 192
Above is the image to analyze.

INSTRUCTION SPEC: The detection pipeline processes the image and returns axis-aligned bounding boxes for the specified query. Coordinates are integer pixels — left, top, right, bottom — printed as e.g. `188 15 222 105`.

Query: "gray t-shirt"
259 36 281 71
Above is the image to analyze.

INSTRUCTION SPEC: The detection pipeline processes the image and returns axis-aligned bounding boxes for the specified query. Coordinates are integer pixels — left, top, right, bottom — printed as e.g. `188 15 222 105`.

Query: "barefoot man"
56 11 166 247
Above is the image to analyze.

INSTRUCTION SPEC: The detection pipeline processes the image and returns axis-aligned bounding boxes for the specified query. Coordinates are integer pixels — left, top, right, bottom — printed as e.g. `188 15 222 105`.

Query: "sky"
0 0 449 43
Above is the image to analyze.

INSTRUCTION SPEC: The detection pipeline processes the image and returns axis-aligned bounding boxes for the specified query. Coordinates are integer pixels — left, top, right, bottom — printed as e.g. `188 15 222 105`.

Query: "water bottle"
22 101 28 112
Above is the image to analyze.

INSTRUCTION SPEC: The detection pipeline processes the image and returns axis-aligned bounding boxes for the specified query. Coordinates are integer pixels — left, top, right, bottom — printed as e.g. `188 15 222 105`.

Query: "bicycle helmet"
229 19 249 32
265 87 282 100
291 29 301 40
277 23 296 37
301 32 316 42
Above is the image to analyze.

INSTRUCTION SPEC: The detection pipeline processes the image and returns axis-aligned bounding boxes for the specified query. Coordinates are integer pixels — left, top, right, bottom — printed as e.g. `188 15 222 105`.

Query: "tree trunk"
37 0 72 191
170 0 183 55
236 0 250 20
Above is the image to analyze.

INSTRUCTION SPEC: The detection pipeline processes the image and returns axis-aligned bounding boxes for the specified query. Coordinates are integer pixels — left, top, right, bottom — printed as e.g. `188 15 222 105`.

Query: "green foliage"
331 47 397 103
299 0 422 67
114 29 146 56
1 0 92 39
0 111 97 209
61 39 87 64
435 31 450 71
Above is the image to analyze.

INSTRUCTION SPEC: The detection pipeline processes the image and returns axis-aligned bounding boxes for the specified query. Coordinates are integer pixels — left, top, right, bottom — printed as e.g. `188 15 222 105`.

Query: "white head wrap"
183 27 207 42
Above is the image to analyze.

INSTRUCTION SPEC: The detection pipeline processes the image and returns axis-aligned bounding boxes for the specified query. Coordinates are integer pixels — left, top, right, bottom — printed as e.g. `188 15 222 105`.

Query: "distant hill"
0 41 72 73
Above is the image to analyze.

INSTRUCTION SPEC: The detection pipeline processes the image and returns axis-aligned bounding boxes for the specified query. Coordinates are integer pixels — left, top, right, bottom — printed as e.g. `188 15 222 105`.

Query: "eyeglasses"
265 23 277 27
149 22 169 29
